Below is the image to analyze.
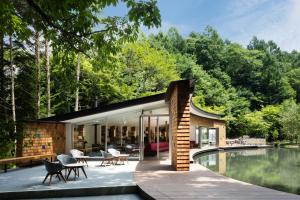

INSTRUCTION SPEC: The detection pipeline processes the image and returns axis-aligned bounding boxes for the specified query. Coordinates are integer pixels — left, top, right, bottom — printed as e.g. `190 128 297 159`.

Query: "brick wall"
169 81 191 171
17 122 66 157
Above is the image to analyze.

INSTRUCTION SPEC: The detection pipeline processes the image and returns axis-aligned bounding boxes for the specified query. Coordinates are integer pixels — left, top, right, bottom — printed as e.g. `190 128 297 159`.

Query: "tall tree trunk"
9 36 16 134
75 52 80 111
45 38 51 117
35 31 40 119
0 32 6 121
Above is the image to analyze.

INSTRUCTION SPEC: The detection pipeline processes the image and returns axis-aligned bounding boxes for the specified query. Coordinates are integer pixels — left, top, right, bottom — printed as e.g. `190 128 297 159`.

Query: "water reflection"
194 148 300 195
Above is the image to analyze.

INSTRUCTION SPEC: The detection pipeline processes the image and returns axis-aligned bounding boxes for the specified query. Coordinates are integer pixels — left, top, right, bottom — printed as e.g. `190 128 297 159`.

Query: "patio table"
132 148 140 156
116 154 129 165
64 163 87 180
74 156 89 166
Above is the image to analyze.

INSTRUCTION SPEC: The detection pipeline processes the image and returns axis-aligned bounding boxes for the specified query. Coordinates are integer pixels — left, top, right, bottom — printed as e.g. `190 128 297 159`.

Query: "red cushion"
150 142 169 152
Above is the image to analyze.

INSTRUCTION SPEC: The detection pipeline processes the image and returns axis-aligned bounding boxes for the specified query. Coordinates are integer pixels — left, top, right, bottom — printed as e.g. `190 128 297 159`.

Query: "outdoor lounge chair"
108 148 129 165
125 144 139 157
70 149 89 166
42 160 66 185
57 154 87 180
108 148 121 157
100 150 114 166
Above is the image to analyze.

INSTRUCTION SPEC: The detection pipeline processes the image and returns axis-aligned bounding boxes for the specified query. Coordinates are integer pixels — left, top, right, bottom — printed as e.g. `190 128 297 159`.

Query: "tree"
119 41 180 98
286 68 300 103
34 30 40 119
186 26 225 70
0 31 6 122
279 101 300 143
50 50 78 114
0 0 30 157
12 0 161 54
0 0 28 123
240 111 271 138
45 37 51 116
75 52 80 111
12 0 161 114
148 27 187 54
9 36 16 134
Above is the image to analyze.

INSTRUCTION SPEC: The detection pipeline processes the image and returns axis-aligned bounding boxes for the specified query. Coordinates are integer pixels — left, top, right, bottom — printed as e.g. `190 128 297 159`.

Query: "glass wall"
72 123 140 158
71 111 169 160
192 126 218 148
142 116 169 159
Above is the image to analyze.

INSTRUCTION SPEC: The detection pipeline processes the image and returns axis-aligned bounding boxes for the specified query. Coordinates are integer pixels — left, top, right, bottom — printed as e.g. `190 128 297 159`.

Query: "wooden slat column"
169 81 191 171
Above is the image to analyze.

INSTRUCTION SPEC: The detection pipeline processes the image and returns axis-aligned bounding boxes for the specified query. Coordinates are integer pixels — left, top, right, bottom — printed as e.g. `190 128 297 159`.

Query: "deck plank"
135 160 300 200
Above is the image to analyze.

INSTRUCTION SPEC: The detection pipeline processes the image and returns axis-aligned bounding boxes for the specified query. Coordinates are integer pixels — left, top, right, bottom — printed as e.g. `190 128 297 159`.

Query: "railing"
0 153 56 173
226 138 266 146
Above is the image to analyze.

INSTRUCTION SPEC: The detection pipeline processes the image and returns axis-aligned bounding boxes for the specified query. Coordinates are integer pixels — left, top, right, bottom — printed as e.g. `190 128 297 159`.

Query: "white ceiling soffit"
190 102 221 120
62 100 167 124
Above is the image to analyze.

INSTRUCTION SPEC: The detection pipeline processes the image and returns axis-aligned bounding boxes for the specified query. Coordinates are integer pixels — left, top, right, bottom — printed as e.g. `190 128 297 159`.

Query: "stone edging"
0 185 137 200
190 145 272 162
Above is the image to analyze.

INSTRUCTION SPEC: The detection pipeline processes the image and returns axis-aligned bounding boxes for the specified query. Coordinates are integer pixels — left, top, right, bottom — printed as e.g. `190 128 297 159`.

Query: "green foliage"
119 41 180 97
272 130 279 142
148 27 187 53
279 101 300 143
0 121 15 158
241 111 271 138
0 0 162 157
2 0 300 160
187 26 225 70
12 0 161 53
47 40 180 115
286 68 300 103
0 0 29 36
227 105 281 139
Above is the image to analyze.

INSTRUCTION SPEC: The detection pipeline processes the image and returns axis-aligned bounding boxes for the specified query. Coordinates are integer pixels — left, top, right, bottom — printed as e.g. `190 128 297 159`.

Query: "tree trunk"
75 52 80 111
45 38 51 117
35 31 40 119
9 36 16 133
0 32 6 121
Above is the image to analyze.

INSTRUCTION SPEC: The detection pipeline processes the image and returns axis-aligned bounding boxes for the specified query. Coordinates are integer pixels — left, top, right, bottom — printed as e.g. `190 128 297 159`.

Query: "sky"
104 0 300 52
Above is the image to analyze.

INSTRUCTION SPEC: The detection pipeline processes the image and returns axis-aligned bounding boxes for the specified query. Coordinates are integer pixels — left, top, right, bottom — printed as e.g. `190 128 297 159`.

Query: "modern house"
18 80 226 171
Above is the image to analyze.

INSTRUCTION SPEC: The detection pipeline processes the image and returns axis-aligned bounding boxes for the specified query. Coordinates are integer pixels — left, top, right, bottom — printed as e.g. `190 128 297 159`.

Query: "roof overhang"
62 100 167 124
190 101 222 120
39 93 166 123
38 80 223 124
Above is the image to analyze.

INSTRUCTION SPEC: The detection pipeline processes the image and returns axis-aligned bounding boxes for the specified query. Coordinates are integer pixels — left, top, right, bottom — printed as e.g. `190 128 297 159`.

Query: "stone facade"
169 80 191 171
17 122 65 157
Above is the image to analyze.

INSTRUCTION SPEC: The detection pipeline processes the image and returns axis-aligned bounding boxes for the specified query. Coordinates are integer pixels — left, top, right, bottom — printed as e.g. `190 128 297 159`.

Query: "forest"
1 0 300 158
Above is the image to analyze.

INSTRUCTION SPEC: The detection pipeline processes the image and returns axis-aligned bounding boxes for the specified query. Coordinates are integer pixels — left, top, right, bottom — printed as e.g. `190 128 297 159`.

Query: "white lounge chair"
108 148 129 165
70 149 89 166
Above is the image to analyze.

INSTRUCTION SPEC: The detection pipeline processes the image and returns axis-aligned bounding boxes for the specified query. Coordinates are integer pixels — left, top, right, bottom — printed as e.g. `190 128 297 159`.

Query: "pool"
194 147 300 195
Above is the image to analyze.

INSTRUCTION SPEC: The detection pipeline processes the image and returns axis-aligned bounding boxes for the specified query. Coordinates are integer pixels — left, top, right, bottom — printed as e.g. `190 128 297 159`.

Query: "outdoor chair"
70 149 89 166
42 160 66 185
70 149 84 157
108 148 121 157
100 150 115 166
108 148 130 165
57 154 87 180
125 144 139 157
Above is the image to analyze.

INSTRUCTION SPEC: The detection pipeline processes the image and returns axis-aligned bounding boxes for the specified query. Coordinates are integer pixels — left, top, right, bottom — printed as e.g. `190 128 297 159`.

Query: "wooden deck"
134 160 300 200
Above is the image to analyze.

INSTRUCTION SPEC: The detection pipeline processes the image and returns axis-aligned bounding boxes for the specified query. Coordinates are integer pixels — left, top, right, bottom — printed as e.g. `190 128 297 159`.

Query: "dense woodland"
1 0 300 158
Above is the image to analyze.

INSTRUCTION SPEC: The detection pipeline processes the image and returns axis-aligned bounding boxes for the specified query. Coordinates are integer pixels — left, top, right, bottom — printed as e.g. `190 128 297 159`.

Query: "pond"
194 147 300 195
